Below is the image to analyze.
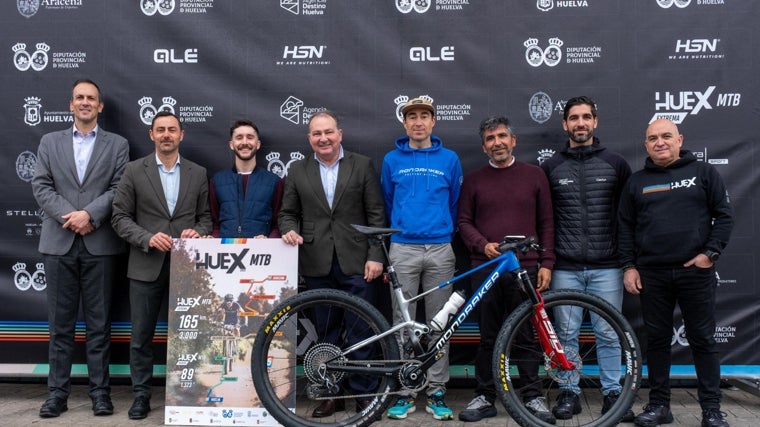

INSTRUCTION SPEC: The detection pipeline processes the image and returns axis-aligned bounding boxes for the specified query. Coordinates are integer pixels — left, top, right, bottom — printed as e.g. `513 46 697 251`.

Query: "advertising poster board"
164 238 297 426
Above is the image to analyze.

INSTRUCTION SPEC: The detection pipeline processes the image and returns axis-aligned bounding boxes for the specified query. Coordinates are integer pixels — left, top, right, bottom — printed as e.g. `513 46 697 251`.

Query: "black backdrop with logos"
1 0 758 376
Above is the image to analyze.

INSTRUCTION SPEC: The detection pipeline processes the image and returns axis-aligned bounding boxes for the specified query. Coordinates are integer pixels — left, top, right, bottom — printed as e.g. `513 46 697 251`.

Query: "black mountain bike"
252 225 641 427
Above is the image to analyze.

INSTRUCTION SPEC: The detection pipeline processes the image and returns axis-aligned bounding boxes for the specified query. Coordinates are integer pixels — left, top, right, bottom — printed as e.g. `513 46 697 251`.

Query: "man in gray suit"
280 110 386 417
111 111 211 420
32 79 129 418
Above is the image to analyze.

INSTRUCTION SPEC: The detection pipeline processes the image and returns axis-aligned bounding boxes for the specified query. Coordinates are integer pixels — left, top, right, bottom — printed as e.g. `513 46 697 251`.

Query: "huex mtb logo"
650 86 741 124
280 0 327 15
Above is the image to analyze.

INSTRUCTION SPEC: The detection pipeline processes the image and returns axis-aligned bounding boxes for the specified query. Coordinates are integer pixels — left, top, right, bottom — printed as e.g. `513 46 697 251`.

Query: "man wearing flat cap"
381 95 463 421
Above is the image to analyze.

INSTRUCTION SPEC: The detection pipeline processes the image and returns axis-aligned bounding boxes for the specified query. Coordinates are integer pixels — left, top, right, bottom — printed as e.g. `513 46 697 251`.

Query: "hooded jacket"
381 134 462 244
618 150 733 268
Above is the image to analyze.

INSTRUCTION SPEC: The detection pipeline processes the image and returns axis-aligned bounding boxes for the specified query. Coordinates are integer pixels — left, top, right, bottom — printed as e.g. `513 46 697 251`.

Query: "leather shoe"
128 396 151 420
92 395 114 416
312 398 345 418
552 391 581 420
39 397 68 418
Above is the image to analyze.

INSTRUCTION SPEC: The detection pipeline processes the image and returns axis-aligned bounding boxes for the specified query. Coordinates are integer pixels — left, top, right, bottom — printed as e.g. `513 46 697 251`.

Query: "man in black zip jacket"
540 96 633 421
618 119 733 427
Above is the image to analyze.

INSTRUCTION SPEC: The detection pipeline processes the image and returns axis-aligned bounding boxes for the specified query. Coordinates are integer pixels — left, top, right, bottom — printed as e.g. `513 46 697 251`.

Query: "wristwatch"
703 250 720 262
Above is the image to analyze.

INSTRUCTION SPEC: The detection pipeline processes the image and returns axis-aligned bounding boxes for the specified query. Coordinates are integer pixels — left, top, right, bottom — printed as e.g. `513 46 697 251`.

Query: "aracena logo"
23 97 42 126
528 92 553 124
524 38 563 67
13 42 49 71
16 150 37 182
141 0 176 16
17 0 40 17
138 96 177 125
266 152 305 178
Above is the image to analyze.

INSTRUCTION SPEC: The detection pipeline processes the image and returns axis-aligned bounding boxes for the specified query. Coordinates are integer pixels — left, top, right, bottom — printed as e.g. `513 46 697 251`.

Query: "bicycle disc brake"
303 343 346 394
544 347 582 384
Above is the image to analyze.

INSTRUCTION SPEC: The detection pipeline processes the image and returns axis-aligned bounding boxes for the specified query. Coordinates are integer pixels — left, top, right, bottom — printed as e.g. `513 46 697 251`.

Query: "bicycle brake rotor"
544 348 582 383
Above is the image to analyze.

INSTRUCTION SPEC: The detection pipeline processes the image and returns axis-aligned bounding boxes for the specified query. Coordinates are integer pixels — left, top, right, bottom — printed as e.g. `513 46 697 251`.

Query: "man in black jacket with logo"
618 119 733 427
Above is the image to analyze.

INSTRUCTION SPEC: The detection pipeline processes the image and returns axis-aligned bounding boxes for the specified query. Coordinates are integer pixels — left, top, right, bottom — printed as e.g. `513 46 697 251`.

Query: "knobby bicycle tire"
494 289 641 427
252 288 399 427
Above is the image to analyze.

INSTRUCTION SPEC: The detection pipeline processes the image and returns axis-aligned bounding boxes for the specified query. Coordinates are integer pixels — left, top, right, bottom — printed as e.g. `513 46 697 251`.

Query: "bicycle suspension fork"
516 269 576 371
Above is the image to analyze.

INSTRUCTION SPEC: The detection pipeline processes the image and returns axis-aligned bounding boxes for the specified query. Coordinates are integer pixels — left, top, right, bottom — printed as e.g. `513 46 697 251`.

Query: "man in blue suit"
32 79 129 419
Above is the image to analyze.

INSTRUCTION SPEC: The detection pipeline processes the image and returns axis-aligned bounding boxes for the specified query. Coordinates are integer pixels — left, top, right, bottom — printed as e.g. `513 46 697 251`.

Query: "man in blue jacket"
209 119 283 238
381 96 463 421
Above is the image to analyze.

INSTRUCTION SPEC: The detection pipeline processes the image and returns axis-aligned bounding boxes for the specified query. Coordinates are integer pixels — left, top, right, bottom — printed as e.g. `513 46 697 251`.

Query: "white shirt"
156 154 181 215
72 125 97 184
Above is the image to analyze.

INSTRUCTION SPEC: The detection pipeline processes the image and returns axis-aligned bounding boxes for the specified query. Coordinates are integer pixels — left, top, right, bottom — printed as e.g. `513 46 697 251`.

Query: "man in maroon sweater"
457 116 556 423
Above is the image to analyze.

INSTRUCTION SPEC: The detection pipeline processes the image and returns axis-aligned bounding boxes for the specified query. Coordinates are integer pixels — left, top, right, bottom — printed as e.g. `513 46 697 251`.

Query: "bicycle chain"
308 358 427 401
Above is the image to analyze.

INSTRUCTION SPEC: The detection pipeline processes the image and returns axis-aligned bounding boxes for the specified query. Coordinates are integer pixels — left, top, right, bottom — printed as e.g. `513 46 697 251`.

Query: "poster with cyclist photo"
164 238 298 426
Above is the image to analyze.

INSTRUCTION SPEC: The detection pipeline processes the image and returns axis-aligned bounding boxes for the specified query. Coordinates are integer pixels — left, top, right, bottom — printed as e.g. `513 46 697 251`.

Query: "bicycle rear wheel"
493 289 641 427
251 288 399 427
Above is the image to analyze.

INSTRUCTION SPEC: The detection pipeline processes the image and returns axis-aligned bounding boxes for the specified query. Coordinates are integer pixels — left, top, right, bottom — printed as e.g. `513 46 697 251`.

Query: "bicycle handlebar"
497 235 543 255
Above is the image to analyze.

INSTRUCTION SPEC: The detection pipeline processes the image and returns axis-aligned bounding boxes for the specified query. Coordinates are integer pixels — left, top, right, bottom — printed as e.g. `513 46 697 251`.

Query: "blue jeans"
552 268 623 395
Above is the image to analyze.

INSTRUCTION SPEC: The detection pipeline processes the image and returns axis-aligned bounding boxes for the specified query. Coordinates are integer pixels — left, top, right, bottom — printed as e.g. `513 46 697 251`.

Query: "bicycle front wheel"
251 288 399 427
493 289 641 427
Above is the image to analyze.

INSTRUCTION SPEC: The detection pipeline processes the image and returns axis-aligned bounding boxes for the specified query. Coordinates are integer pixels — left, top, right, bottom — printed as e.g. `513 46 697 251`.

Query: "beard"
568 128 593 144
233 148 256 161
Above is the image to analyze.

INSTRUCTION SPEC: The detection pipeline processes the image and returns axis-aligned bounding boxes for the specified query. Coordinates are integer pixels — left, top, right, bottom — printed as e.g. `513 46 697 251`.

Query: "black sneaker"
552 391 581 420
602 390 635 422
634 403 673 427
701 408 729 427
458 395 497 422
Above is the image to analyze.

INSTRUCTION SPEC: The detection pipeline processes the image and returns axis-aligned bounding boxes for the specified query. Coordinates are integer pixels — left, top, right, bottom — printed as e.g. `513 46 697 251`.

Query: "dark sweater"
458 161 555 269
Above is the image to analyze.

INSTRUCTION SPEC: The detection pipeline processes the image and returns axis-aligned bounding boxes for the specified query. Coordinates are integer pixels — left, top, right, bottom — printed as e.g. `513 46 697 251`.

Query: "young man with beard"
540 96 633 421
209 119 283 238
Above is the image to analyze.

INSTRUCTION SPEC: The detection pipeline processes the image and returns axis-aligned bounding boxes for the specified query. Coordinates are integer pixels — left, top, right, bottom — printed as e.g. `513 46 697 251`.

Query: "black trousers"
639 266 722 410
129 257 170 399
471 266 542 403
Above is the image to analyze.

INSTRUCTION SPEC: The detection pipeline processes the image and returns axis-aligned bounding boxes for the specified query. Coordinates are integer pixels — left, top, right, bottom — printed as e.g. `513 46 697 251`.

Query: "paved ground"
3 380 759 426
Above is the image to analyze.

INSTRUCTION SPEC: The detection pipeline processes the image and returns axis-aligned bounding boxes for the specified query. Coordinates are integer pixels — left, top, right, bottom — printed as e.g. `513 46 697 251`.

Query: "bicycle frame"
334 233 575 381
